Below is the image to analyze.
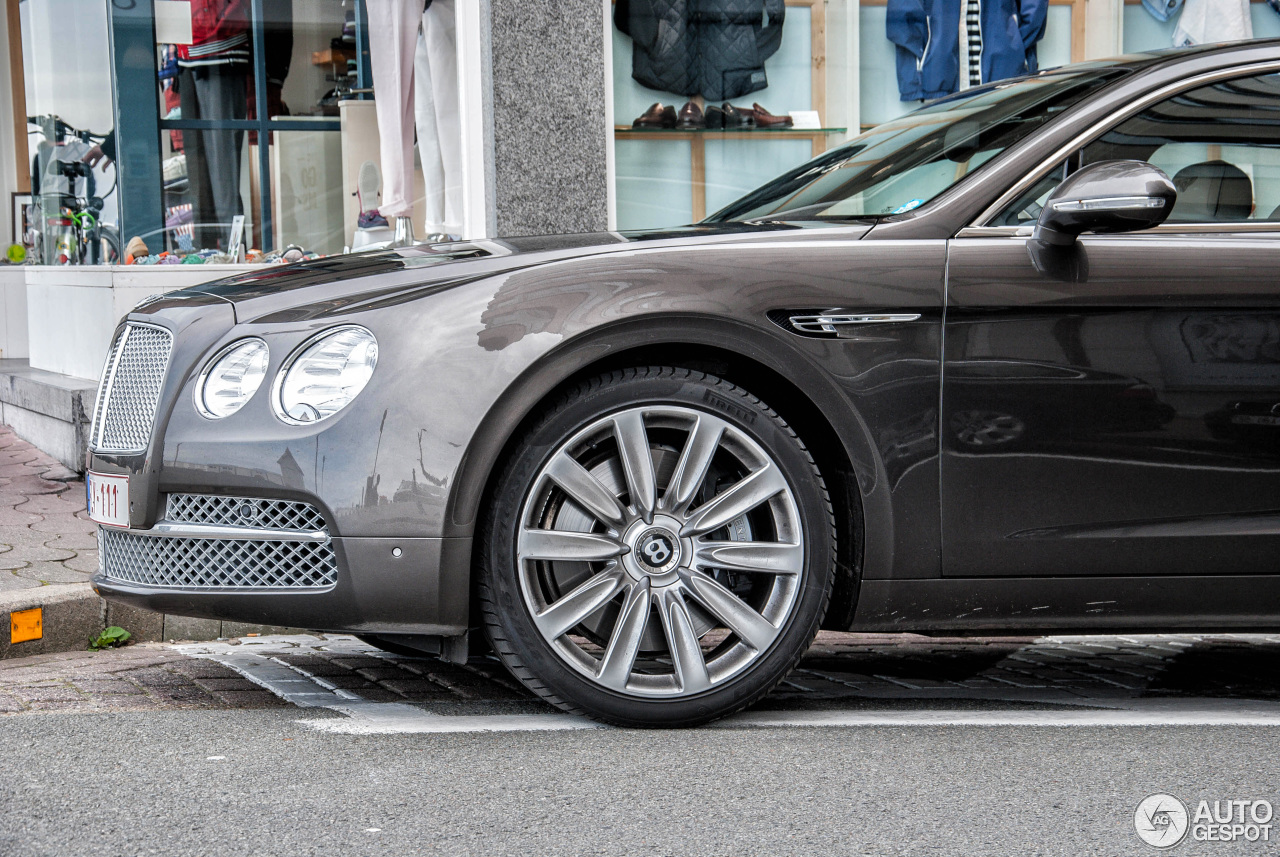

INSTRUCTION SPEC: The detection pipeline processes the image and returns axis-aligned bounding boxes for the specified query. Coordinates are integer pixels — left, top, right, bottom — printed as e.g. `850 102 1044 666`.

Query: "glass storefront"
611 0 1280 232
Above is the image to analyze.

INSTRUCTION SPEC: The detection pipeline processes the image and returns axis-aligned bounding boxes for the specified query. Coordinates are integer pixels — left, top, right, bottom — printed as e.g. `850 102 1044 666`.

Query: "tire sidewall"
482 369 834 727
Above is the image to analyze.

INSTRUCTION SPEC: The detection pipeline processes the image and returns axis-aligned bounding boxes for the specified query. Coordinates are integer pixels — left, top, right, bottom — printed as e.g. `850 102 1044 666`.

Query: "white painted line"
721 704 1280 729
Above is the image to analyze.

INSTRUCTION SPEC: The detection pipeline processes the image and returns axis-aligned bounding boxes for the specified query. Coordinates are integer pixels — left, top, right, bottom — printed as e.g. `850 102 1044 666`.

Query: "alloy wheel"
516 405 805 698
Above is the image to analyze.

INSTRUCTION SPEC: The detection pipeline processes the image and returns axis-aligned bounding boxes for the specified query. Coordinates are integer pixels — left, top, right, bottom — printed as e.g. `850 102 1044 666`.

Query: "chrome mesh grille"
92 324 173 453
166 494 327 532
99 529 338 590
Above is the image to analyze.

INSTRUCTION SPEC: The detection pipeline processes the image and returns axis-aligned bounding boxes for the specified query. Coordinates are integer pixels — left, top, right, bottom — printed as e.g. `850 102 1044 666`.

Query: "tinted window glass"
706 68 1128 224
994 72 1280 226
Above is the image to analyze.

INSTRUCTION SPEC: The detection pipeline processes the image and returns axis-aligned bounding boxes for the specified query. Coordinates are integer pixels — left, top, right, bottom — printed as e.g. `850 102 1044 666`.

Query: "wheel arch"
448 315 887 630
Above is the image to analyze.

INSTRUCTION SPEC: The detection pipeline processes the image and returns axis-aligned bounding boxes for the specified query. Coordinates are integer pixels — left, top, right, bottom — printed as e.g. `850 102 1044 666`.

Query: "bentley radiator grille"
91 323 173 453
99 494 336 590
166 494 327 532
99 529 338 589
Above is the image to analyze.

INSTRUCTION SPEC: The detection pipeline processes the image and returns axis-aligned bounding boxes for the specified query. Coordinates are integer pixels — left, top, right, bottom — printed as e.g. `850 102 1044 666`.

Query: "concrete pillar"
487 0 610 237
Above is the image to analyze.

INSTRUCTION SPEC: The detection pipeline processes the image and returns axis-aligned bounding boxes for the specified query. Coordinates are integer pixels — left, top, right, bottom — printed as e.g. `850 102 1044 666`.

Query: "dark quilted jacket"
615 0 785 101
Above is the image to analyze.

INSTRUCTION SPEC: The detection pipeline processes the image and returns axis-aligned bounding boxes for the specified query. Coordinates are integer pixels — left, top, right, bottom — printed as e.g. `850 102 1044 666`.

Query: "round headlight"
274 326 378 425
195 339 269 419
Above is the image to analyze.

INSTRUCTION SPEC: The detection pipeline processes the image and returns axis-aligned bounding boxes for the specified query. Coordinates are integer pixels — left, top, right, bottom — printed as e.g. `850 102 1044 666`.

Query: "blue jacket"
886 0 1049 102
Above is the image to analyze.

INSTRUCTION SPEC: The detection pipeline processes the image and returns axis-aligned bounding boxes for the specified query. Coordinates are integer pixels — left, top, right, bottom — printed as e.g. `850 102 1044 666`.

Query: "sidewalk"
0 425 295 659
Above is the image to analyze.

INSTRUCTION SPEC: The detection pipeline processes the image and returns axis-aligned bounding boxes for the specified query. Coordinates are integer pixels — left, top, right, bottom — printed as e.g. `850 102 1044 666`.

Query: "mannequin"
366 0 462 246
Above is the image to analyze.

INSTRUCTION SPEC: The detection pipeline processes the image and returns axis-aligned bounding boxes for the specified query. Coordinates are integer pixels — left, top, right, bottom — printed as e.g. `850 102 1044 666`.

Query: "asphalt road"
5 633 1280 856
2 710 1278 856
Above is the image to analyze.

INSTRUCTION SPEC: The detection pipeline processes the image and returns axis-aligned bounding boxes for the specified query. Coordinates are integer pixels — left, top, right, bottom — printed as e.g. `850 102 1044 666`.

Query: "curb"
2 583 304 659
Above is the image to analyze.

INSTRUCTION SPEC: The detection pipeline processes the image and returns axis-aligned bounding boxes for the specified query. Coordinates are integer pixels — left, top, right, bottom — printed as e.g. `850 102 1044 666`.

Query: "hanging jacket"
887 0 1048 102
615 0 786 101
177 0 251 68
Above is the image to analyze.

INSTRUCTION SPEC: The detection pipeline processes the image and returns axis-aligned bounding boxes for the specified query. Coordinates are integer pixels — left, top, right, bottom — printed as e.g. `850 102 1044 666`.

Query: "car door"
941 68 1280 578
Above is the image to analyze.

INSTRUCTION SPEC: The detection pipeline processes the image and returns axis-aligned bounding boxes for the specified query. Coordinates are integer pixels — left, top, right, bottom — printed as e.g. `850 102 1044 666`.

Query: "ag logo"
1135 794 1189 849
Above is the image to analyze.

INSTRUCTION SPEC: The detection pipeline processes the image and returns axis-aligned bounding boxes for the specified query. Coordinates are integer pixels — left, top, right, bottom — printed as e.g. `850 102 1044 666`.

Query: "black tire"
478 366 836 727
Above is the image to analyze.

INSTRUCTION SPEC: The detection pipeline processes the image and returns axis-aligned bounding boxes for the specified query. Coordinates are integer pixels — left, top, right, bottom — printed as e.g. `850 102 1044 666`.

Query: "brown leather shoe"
633 102 677 129
721 103 756 128
676 101 705 129
752 103 793 128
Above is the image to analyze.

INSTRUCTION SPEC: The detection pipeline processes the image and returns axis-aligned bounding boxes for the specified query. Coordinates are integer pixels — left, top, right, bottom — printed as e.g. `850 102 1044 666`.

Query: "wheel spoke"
518 529 626 562
534 568 626 639
545 452 626 527
662 414 724 513
681 570 779 651
659 587 711 693
680 464 788 537
596 579 651 689
613 411 657 523
693 541 803 575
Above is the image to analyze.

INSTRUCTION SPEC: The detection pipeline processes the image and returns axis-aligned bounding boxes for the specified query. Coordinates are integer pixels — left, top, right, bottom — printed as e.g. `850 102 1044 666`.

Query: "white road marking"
172 634 1280 735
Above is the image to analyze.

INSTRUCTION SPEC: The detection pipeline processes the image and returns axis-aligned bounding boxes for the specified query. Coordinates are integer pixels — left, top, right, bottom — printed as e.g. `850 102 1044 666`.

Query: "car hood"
174 221 872 324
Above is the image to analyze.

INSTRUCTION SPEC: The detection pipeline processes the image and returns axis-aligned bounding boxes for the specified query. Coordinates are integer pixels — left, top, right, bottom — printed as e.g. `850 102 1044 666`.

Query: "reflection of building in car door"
366 0 462 243
942 69 1280 581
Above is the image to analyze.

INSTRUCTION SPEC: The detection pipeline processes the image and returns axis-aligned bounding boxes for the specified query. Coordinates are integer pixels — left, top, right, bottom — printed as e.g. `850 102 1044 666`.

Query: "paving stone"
379 678 454 698
355 666 412 681
16 685 82 703
165 658 244 679
61 553 99 575
192 677 261 692
14 562 90 584
0 544 75 570
72 679 144 694
0 508 43 527
0 573 42 592
208 690 288 708
5 475 69 496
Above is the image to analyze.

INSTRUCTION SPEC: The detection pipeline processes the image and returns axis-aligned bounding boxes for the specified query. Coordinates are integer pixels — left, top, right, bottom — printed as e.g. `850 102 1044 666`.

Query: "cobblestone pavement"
6 630 1280 717
0 426 94 593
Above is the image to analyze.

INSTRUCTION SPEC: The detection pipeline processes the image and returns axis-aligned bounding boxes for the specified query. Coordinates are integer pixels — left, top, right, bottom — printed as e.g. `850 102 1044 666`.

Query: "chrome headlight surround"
271 325 379 426
194 338 270 420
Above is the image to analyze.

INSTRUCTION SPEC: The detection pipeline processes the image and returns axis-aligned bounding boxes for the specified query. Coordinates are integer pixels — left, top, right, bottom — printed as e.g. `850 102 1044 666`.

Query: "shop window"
612 0 846 230
611 0 1086 231
153 0 366 256
1122 0 1280 52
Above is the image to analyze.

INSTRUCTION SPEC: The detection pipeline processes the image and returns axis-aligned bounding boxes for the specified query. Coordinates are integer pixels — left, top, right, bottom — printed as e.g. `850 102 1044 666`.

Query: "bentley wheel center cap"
634 527 681 575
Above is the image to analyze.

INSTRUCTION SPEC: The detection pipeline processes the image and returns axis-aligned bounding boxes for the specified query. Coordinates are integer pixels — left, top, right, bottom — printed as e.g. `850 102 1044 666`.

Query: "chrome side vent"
788 313 923 334
769 310 924 338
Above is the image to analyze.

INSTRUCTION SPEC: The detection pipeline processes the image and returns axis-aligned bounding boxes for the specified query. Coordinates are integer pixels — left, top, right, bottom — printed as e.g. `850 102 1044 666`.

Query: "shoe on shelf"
633 102 677 129
751 103 794 128
720 103 756 128
357 209 389 229
676 101 705 129
705 104 726 129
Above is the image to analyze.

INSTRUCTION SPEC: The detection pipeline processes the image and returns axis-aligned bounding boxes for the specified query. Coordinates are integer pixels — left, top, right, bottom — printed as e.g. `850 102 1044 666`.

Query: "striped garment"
177 32 250 68
966 0 983 86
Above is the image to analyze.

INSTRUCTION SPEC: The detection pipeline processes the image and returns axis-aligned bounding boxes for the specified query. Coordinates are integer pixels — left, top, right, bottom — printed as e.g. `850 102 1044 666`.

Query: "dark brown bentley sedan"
89 42 1280 726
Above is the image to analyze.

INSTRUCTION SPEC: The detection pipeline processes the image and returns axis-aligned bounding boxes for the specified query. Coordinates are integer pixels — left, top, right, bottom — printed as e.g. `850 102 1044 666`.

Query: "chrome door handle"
788 313 922 334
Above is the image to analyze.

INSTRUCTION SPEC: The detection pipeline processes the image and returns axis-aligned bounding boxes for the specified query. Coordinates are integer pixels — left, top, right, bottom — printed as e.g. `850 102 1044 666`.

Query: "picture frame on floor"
10 192 32 246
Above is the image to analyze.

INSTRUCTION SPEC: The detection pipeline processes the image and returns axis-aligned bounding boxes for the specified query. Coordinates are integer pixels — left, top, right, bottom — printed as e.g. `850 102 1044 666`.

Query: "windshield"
707 66 1129 224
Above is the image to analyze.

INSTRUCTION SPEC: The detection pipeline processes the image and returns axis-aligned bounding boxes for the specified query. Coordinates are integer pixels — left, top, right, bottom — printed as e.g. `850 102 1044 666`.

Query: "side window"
993 72 1280 226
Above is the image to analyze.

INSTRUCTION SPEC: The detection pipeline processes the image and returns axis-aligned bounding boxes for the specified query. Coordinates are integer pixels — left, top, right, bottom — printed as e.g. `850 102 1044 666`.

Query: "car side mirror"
1034 160 1176 247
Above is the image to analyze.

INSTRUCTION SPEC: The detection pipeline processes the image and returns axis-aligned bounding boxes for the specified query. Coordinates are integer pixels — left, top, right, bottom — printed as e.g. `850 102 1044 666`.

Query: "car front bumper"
91 530 471 634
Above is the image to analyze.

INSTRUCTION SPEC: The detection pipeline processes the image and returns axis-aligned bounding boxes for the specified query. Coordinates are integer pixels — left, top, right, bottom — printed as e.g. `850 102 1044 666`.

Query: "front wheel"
478 367 836 727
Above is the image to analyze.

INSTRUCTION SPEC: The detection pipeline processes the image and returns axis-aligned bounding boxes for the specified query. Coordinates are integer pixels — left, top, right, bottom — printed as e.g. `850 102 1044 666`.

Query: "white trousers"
366 0 461 233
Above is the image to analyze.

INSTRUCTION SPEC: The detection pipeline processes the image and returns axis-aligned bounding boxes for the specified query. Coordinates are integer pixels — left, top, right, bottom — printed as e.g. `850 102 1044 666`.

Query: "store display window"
151 0 368 259
611 0 1086 230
